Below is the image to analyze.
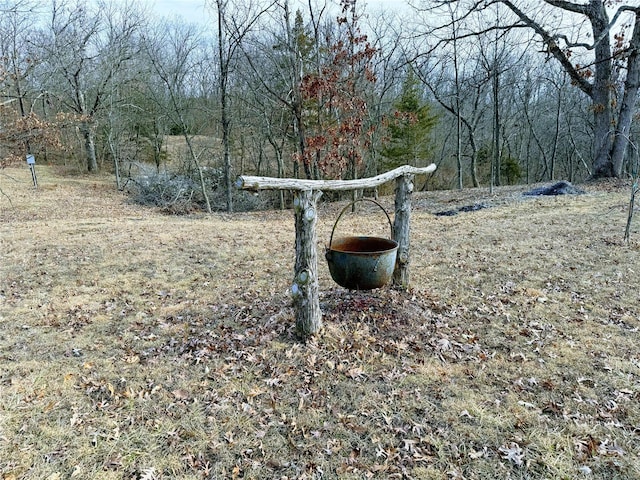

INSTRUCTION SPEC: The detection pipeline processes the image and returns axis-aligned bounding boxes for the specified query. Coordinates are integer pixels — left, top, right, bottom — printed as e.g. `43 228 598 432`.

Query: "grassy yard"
1 166 639 479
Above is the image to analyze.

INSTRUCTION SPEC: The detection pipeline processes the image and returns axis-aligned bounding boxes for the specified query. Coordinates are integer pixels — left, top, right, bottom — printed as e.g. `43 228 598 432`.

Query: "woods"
2 0 640 209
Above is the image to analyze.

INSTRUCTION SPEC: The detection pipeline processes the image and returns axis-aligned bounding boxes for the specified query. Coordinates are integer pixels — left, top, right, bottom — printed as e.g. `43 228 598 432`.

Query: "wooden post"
291 189 323 337
393 174 414 289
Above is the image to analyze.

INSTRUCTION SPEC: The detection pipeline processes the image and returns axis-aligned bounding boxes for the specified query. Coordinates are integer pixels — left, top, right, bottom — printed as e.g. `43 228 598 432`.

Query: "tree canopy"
3 0 640 211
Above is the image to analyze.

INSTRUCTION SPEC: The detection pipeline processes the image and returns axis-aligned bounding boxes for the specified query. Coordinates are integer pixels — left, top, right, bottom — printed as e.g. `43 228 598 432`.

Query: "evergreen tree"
381 71 437 170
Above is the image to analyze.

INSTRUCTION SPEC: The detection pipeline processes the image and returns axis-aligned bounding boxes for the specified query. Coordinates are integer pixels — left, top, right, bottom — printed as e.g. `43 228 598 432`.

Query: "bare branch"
500 0 593 97
544 2 640 52
542 0 590 16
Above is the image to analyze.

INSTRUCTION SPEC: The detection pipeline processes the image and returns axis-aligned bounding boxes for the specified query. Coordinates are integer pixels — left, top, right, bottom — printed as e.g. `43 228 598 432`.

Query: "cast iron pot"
325 199 398 290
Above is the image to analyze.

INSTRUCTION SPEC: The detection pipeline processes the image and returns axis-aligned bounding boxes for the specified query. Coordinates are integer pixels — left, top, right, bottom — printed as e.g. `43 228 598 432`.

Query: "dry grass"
1 166 639 480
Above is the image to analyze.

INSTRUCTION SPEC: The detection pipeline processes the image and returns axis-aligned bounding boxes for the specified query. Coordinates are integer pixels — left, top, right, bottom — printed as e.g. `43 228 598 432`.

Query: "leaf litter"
1 167 640 479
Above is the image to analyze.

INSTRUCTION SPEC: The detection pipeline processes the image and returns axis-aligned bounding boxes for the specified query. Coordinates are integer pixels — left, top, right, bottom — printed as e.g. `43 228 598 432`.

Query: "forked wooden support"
393 173 413 289
291 190 323 336
236 164 436 337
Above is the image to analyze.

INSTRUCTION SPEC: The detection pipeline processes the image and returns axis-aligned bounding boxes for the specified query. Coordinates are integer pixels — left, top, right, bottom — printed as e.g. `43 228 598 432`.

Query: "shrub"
129 168 273 214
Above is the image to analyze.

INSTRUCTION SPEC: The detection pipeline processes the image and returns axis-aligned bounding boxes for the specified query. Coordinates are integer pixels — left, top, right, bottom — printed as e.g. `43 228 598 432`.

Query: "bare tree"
363 8 408 180
143 19 213 213
412 11 490 188
436 0 640 179
209 0 276 212
0 2 36 122
237 0 319 180
37 0 141 172
0 1 68 168
0 1 38 160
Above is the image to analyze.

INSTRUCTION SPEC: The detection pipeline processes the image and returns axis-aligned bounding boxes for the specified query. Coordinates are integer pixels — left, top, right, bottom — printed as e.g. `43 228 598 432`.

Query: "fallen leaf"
598 439 625 457
172 389 190 400
499 442 524 466
578 465 592 475
469 447 487 459
264 377 281 387
139 468 157 480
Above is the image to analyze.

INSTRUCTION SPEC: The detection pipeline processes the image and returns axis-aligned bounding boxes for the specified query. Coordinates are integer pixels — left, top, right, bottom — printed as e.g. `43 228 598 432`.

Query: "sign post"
26 154 38 188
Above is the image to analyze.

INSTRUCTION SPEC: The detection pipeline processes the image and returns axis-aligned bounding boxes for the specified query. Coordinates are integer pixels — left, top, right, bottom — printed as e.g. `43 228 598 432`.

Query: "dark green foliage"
380 71 438 170
293 10 314 59
169 124 189 136
501 155 522 184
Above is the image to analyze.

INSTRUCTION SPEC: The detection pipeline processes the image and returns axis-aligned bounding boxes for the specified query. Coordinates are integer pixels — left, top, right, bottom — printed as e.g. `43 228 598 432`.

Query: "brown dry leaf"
172 389 190 400
232 465 241 479
524 288 544 298
247 386 266 399
346 366 365 379
574 435 599 460
469 447 487 459
124 355 140 364
598 439 626 457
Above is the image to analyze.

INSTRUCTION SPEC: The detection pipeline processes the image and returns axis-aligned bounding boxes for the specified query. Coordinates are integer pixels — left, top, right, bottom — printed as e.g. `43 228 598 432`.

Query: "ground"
1 166 639 479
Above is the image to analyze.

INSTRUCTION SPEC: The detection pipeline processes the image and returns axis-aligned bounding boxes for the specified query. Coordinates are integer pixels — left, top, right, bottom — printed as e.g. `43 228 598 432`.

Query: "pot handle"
329 198 394 249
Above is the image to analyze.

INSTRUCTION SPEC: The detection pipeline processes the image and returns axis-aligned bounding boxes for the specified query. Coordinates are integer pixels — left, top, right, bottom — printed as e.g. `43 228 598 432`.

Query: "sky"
149 0 408 24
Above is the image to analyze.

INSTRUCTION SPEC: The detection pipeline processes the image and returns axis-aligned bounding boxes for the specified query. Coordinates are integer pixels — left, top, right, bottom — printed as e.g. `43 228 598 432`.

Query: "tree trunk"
451 6 463 191
393 174 413 289
292 190 323 337
491 67 500 192
108 131 122 190
456 104 463 190
498 0 622 178
550 81 563 181
267 134 286 209
81 122 98 173
467 91 482 188
587 0 615 178
183 133 212 214
218 1 233 213
293 104 313 180
221 80 233 213
611 12 640 177
592 126 614 177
